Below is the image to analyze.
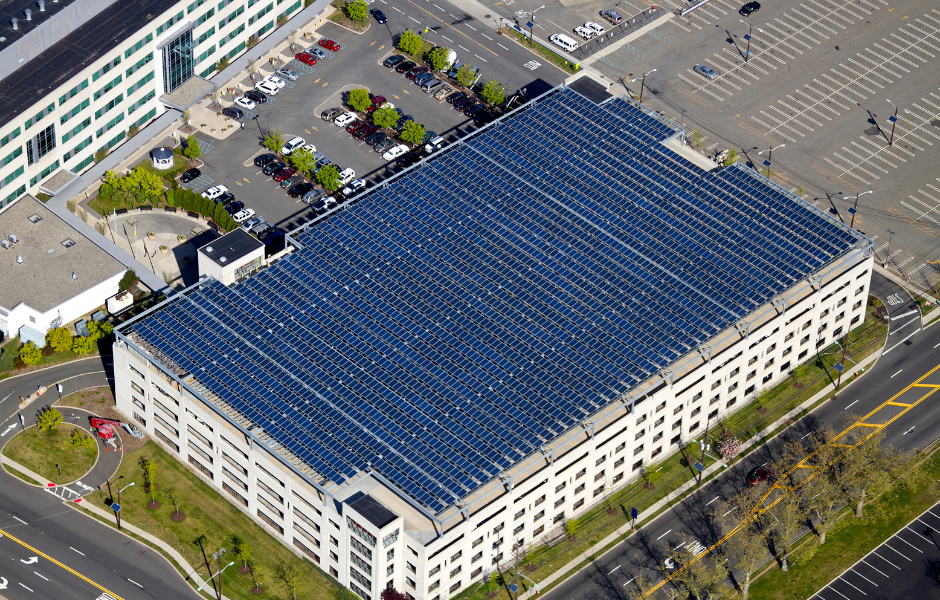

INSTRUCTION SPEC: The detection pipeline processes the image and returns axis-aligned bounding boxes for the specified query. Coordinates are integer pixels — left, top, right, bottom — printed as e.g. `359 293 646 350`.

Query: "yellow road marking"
393 94 400 99
402 0 498 56
402 89 410 95
911 384 939 388
242 177 249 183
314 78 321 83
643 360 940 596
371 41 376 46
379 45 385 50
0 529 125 600
305 129 311 134
311 126 318 131
322 82 329 87
236 181 243 186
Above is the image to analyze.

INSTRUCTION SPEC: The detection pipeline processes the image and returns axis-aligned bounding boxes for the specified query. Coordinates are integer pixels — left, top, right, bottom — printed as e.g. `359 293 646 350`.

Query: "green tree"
165 485 182 515
717 489 767 599
71 335 96 354
455 64 476 88
139 456 158 502
288 148 317 174
689 129 703 149
135 167 164 197
165 188 177 206
46 327 75 353
347 88 372 113
213 202 228 225
69 429 97 451
183 134 202 160
767 487 806 572
19 341 42 365
427 46 452 71
400 120 426 146
263 129 286 154
372 105 400 129
316 164 341 191
665 538 728 600
119 269 138 292
37 407 63 431
345 0 368 21
231 535 253 569
397 29 424 56
274 559 302 600
250 561 264 591
721 147 739 167
480 79 505 105
103 170 121 187
87 320 113 342
93 147 109 164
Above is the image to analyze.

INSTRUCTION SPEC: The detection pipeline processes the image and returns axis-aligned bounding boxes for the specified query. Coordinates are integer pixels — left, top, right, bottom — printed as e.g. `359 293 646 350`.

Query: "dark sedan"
180 168 201 183
244 90 267 104
370 8 387 23
739 1 760 15
217 192 236 206
365 131 388 146
224 200 245 214
384 54 406 68
394 115 413 132
746 466 772 486
464 103 486 117
262 161 286 175
405 66 429 80
395 60 416 73
253 153 277 167
396 151 421 168
346 121 366 134
288 182 316 197
354 124 379 140
447 91 467 105
454 96 475 110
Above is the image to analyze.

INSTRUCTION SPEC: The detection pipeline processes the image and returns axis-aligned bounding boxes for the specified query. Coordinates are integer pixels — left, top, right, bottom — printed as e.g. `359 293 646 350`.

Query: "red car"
405 66 429 80
273 167 297 182
295 52 317 66
346 121 365 134
371 95 387 107
746 466 772 486
319 39 341 51
354 124 379 140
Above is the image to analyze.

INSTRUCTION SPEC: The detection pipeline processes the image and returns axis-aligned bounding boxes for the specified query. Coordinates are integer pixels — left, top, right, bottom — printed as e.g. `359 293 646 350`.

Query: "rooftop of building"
198 229 264 267
0 195 126 313
349 493 399 530
0 0 76 53
0 0 181 131
121 86 866 516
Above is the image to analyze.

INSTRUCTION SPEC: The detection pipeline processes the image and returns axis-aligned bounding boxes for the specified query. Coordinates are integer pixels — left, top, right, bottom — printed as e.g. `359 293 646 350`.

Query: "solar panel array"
130 87 860 513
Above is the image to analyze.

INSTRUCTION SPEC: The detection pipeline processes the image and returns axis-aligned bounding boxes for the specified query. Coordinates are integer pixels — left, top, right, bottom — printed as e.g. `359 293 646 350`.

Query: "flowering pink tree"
717 436 743 462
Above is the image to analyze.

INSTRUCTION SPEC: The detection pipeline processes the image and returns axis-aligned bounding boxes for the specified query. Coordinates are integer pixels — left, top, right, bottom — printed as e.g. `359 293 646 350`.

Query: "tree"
288 148 317 174
689 129 703 149
717 489 767 599
346 0 368 21
71 335 96 355
165 485 181 514
213 202 228 225
231 535 253 569
316 164 341 191
183 134 202 160
641 463 662 488
46 327 74 353
373 106 400 129
263 129 286 154
250 560 265 591
397 29 424 56
274 559 302 600
480 79 505 106
139 456 158 503
37 407 63 431
717 436 743 462
767 487 806 571
86 320 113 343
135 167 164 197
381 588 408 600
127 124 140 138
802 468 844 545
69 429 96 451
456 64 476 88
94 147 109 164
347 88 372 113
216 56 230 72
19 341 42 365
625 574 656 600
400 120 426 146
721 147 739 167
427 46 452 71
665 538 728 600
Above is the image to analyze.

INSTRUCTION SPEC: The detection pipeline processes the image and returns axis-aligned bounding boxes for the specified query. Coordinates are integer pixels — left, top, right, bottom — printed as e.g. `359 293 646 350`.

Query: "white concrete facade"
113 243 874 600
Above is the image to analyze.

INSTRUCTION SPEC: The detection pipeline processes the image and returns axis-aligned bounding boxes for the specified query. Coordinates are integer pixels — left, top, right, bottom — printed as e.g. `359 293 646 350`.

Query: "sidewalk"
518 347 883 599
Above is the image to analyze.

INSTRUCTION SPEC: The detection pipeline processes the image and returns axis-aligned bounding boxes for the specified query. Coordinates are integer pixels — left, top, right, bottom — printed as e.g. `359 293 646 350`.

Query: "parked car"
464 103 486 117
454 96 474 110
310 195 338 212
406 66 429 80
434 85 455 100
549 33 579 52
234 96 256 110
475 109 500 126
322 107 345 121
217 192 236 206
319 39 341 51
371 95 387 107
424 136 445 153
574 25 596 40
310 47 327 59
244 90 267 104
600 9 623 24
262 161 287 175
373 138 397 153
280 174 306 189
302 188 326 204
232 209 256 223
225 200 245 215
342 178 367 196
276 67 299 81
694 65 718 79
383 144 409 161
288 182 315 197
396 151 421 168
447 91 468 105
241 217 264 231
314 157 333 172
423 79 445 94
255 80 279 95
394 115 413 131
221 107 244 120
262 75 286 88
281 136 306 155
254 153 277 167
201 185 229 200
346 121 366 134
334 112 357 127
414 72 436 86
338 167 356 186
370 8 387 23
295 52 318 66
354 124 379 140
384 54 406 68
421 130 437 145
739 1 760 15
273 167 297 182
395 60 417 73
365 131 388 146
180 168 201 183
746 466 772 486
585 21 606 35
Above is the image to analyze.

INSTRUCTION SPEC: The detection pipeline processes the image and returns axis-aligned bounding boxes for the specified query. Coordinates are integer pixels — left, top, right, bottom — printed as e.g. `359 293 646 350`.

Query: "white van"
549 33 579 52
574 26 595 40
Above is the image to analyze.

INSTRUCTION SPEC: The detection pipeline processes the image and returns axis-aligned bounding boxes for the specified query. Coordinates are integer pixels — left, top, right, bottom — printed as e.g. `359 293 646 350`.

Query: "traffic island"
1 422 98 485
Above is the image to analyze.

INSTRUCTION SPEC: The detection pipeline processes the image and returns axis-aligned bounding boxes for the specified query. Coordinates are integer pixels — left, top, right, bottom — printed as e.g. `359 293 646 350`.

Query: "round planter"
171 510 186 522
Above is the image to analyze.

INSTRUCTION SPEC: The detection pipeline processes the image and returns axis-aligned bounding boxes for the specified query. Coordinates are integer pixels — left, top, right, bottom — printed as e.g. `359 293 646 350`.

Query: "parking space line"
869 551 900 569
859 559 888 578
849 570 878 587
881 543 912 560
837 577 867 595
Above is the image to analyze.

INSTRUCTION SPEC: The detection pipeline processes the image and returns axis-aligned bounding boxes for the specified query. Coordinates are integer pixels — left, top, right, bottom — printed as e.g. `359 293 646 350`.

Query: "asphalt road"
0 358 200 600
546 273 940 599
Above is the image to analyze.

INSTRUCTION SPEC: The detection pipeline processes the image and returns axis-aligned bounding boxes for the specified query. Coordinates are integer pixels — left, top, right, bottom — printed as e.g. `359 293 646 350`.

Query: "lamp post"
636 68 657 103
516 5 545 45
885 228 896 268
679 107 687 145
757 144 785 162
114 481 134 530
886 99 899 146
840 190 872 229
198 561 235 600
739 20 763 62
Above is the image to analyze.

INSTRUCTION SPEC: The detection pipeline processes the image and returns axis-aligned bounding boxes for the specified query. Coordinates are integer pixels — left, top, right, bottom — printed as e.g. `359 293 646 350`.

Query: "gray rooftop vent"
219 256 227 263
16 256 23 264
0 240 9 249
205 246 214 253
9 234 18 244
10 18 17 30
47 248 54 254
24 9 31 21
37 0 45 11
72 272 77 280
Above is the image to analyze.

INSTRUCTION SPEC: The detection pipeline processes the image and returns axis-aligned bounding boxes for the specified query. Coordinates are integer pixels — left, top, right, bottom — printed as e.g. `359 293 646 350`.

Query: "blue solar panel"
128 86 861 513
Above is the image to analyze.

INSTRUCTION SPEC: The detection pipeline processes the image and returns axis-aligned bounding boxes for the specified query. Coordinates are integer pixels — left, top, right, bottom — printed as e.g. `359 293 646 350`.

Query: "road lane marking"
409 15 419 22
33 572 48 581
69 547 84 556
706 496 720 505
608 565 620 575
465 23 476 30
845 399 859 410
497 42 509 50
891 369 903 378
890 309 918 320
402 0 498 55
18 583 32 592
656 529 671 540
12 516 26 525
127 579 143 588
722 506 737 516
482 33 492 40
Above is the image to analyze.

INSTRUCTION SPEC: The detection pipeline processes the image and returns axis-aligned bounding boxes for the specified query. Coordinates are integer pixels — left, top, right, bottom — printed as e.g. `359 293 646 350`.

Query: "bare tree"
274 559 302 599
625 574 656 600
665 536 728 600
767 487 807 571
718 489 769 599
802 469 844 544
248 58 260 81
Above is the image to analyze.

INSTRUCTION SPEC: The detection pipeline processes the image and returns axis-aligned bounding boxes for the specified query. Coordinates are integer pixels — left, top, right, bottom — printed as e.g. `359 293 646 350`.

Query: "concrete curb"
518 349 882 599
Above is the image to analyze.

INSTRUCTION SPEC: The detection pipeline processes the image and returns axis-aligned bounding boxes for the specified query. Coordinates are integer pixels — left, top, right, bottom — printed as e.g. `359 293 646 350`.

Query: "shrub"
0 347 16 371
263 130 286 154
373 106 399 129
119 269 139 292
19 341 42 365
216 56 230 72
71 335 96 355
316 164 341 191
427 46 452 71
37 407 63 431
93 147 109 164
481 79 505 106
70 429 97 450
345 0 368 21
456 64 476 88
276 14 287 26
347 88 371 113
717 436 743 462
400 120 426 146
127 124 140 138
398 29 423 56
99 183 113 199
182 134 202 160
46 327 75 353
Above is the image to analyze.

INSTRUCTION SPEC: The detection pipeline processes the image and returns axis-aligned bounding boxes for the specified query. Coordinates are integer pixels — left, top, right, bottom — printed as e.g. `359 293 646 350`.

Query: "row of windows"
1 146 22 167
129 71 155 95
91 55 122 83
61 99 91 126
62 117 92 144
124 32 155 59
198 26 216 44
219 24 246 47
127 52 154 78
1 127 22 149
94 75 123 101
128 92 157 115
156 11 186 36
25 103 56 130
95 95 123 121
59 79 89 106
62 136 92 163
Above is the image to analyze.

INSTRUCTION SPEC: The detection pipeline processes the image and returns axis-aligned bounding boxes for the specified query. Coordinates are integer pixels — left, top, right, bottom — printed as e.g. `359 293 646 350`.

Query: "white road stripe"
33 572 48 581
497 42 509 50
656 529 672 540
706 496 720 505
844 399 859 410
408 15 420 22
891 369 903 378
12 516 26 525
18 583 33 592
465 23 476 30
128 579 144 588
69 547 84 556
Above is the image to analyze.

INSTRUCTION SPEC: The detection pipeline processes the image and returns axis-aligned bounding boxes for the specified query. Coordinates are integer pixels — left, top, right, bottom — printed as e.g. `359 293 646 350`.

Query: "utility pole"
697 420 709 485
636 68 657 103
739 20 763 62
835 336 849 389
887 99 899 146
211 548 228 600
845 190 872 229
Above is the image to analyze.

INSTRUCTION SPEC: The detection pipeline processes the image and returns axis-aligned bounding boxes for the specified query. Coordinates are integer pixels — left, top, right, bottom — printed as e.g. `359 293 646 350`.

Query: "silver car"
275 67 299 81
422 79 445 94
280 174 306 189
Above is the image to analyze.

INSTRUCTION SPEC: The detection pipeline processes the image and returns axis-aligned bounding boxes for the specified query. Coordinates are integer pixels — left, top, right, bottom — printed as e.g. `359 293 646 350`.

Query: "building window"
554 498 564 508
633 444 644 456
746 370 756 381
782 346 792 357
636 414 647 425
161 27 195 93
574 483 585 494
635 429 645 440
654 416 665 427
655 401 666 412
709 395 720 405
652 432 663 443
650 447 662 458
593 486 604 498
800 335 810 346
785 331 794 342
691 391 703 402
671 419 682 430
575 468 586 480
573 498 584 510
690 406 700 417
632 460 642 471
764 358 774 369
615 442 626 453
594 470 605 482
26 124 56 165
726 398 737 409
595 455 606 466
555 482 566 493
802 320 812 331
614 456 624 468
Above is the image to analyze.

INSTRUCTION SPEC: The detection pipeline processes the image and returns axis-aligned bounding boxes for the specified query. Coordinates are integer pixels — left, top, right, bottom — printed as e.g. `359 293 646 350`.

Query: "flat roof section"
0 0 181 130
199 229 263 267
0 195 126 313
350 494 398 530
124 86 865 515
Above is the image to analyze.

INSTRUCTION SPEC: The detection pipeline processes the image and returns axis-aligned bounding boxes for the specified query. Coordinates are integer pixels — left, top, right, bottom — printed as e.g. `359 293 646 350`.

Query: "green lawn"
2 424 98 484
82 441 342 600
0 336 102 381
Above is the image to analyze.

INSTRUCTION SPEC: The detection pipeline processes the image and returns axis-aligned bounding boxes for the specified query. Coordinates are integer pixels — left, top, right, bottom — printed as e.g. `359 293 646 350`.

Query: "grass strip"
2 425 97 484
498 28 580 74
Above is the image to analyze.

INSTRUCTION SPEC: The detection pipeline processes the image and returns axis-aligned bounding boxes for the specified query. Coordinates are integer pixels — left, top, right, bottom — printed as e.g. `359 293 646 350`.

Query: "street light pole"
516 5 545 46
198 561 235 600
757 144 785 162
887 99 899 146
739 20 763 62
114 481 134 530
679 108 687 144
847 190 872 229
885 229 896 268
637 68 657 103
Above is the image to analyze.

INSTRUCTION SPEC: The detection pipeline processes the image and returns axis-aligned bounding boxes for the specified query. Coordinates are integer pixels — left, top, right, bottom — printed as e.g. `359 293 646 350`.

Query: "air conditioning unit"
0 239 9 249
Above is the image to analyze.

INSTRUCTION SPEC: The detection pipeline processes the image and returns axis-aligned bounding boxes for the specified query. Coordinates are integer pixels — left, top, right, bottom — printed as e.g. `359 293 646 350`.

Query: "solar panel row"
130 87 858 513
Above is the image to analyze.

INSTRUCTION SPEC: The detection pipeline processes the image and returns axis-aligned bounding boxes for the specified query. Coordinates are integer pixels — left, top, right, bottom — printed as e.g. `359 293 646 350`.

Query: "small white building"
150 147 175 170
0 195 127 342
197 229 264 286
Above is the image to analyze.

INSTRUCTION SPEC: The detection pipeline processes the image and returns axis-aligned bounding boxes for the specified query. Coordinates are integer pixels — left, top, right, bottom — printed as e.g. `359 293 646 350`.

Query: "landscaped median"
455 297 890 600
498 27 581 74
